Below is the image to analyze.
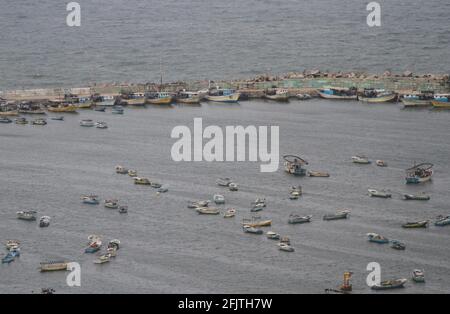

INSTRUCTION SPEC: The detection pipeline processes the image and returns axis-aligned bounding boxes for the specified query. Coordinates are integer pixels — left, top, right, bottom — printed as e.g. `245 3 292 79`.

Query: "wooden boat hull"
47 105 78 113
0 111 19 116
176 96 201 104
319 92 357 100
308 171 330 177
146 97 173 105
243 220 272 228
371 279 407 290
401 99 432 108
19 110 46 115
431 100 450 109
402 221 428 228
77 102 93 109
359 94 397 103
125 98 146 106
40 262 68 272
205 93 241 103
264 94 289 102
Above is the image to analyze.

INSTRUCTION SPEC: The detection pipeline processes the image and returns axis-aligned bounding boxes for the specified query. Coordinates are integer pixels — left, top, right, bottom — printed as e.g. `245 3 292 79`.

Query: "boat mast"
159 57 163 93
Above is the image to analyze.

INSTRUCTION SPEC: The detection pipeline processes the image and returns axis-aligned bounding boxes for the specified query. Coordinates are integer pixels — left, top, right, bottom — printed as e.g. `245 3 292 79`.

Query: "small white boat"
278 243 295 252
266 231 281 240
213 194 225 204
289 186 302 200
118 206 128 214
216 178 232 187
187 200 210 208
82 195 100 205
196 207 220 215
308 171 330 177
128 169 137 177
115 165 128 174
297 93 312 100
17 210 37 221
31 118 47 125
104 199 119 209
80 119 95 127
39 216 51 228
95 122 108 129
242 225 263 234
352 155 371 164
94 254 111 265
412 269 425 283
288 214 312 224
223 208 236 218
134 177 151 185
368 189 392 198
108 239 121 250
228 182 238 191
376 160 388 167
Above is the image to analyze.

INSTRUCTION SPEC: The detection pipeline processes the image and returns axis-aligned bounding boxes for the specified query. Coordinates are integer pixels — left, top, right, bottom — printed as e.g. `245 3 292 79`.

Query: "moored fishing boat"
115 165 128 174
228 182 238 191
401 91 434 108
104 199 119 209
318 87 358 100
2 253 15 264
47 104 78 113
371 279 407 290
216 178 232 187
323 210 350 221
134 177 151 185
308 171 330 177
368 189 392 198
39 216 51 228
95 122 108 129
0 110 18 116
85 239 102 254
50 116 64 121
431 100 450 109
390 240 406 250
205 88 240 103
0 117 12 123
17 210 37 221
118 206 128 214
402 220 429 228
376 160 388 167
111 106 124 114
123 95 146 106
14 117 28 125
128 169 137 177
31 118 47 125
40 261 68 272
81 195 99 205
288 214 312 224
289 186 302 200
94 254 111 265
196 207 220 215
146 92 173 105
266 231 281 240
242 225 263 235
412 269 425 283
297 93 312 100
242 217 272 228
358 89 397 103
18 103 46 114
278 243 295 252
367 233 389 244
264 89 289 102
213 194 225 204
403 193 430 201
80 119 95 127
187 200 210 208
175 91 201 104
434 215 450 227
352 155 371 164
405 163 433 184
284 155 308 176
223 208 236 218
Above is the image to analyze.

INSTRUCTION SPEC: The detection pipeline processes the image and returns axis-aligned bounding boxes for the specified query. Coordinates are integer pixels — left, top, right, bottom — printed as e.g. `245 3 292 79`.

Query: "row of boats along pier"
1 85 450 118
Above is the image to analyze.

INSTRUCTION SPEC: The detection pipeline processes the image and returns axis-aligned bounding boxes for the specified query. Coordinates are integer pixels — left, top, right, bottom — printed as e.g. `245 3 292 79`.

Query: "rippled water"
1 100 450 294
0 0 449 90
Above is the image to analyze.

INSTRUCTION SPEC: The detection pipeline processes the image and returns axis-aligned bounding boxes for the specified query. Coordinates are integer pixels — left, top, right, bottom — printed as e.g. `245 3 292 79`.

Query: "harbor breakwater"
1 71 449 101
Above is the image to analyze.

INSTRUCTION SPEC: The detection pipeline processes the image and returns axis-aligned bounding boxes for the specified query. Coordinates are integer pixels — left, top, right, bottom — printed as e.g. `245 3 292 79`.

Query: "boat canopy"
283 155 308 165
406 162 433 173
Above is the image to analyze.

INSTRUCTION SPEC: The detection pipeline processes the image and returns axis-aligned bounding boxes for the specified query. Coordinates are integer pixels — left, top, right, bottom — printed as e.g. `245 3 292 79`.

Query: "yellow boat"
125 98 146 106
0 110 19 116
47 105 78 113
146 92 173 105
242 219 272 228
77 101 93 109
432 100 450 109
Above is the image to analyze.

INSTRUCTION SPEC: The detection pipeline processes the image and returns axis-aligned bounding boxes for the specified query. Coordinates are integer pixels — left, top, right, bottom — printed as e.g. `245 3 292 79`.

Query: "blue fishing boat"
81 195 100 205
112 106 124 114
435 216 450 227
367 233 389 244
1 253 15 264
318 87 358 100
283 155 308 176
405 163 433 184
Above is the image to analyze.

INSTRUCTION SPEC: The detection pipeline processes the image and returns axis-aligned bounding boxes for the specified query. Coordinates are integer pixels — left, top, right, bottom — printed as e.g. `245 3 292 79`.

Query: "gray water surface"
1 99 449 294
